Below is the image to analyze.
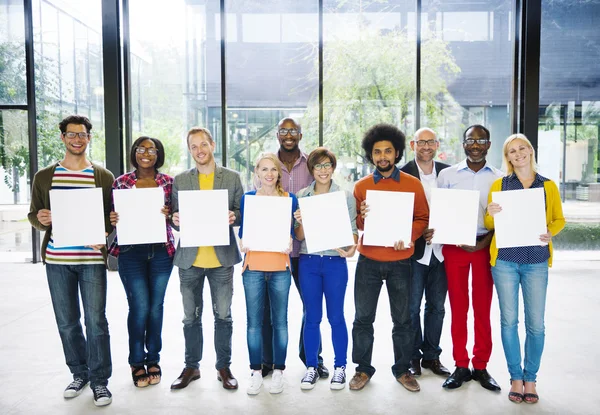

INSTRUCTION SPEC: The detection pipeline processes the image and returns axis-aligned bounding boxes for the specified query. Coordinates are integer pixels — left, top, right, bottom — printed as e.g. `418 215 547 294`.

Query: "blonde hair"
502 133 537 175
255 153 286 196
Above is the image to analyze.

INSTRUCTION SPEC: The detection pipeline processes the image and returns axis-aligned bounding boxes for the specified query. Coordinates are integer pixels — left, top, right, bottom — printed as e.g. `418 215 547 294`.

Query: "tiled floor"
1 257 599 414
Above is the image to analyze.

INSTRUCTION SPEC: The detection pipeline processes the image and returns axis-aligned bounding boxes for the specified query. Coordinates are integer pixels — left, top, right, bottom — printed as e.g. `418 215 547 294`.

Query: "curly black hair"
130 136 165 170
361 123 405 165
463 124 490 140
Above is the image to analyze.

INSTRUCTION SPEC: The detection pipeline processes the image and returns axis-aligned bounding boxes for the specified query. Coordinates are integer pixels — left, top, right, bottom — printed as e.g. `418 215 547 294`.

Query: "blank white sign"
492 187 547 248
113 187 167 245
363 190 414 247
242 195 292 252
179 189 230 248
429 188 479 246
299 191 355 254
50 187 106 247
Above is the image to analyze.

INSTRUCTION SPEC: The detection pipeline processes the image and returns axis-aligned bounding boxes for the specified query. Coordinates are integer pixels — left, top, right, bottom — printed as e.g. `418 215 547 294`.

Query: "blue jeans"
46 264 112 388
299 254 348 368
179 265 234 370
409 256 447 360
118 244 173 367
352 255 412 378
492 259 549 382
243 269 291 370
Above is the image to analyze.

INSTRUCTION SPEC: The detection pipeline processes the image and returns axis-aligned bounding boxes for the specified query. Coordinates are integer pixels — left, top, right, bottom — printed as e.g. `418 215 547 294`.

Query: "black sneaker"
317 363 329 379
330 366 346 390
92 385 112 407
63 378 89 398
300 367 320 390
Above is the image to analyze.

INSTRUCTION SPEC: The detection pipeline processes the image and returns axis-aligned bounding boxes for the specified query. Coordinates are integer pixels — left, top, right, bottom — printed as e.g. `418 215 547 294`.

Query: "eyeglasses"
415 139 438 147
135 147 158 155
463 139 489 145
314 162 333 170
278 128 300 137
64 132 89 139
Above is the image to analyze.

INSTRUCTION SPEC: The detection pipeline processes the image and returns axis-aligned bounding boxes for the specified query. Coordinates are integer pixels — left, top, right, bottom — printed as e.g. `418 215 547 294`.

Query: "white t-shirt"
416 162 444 265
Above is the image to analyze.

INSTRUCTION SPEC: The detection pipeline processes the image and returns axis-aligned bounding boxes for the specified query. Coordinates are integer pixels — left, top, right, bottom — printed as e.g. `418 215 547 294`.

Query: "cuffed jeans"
46 264 112 388
492 259 548 382
118 243 173 367
299 254 348 368
352 255 412 378
179 265 234 370
409 256 447 361
243 269 291 370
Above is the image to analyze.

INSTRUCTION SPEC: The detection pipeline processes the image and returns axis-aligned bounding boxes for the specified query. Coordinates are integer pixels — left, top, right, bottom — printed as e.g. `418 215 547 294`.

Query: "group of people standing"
28 114 564 407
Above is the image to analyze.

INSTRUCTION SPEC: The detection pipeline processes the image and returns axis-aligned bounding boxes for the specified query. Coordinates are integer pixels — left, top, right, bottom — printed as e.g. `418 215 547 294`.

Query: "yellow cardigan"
484 177 566 267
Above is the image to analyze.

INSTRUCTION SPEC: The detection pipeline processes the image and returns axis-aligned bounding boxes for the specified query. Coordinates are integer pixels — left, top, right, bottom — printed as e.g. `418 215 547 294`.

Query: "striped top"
45 164 105 265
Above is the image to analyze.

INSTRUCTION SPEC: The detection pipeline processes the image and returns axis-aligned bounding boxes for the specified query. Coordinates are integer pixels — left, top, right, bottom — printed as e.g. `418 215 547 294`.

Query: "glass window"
225 1 319 189
323 0 416 188
0 0 27 105
420 0 514 169
539 0 600 251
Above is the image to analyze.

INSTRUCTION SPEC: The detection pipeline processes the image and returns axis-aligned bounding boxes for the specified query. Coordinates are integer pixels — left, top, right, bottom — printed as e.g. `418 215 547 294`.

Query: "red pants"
442 245 493 370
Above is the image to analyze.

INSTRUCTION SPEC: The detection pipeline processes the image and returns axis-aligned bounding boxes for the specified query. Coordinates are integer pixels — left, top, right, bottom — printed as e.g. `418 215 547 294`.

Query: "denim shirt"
295 180 358 256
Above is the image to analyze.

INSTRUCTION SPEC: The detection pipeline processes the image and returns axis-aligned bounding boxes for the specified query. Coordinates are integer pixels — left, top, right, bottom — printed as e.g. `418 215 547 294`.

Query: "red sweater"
354 171 429 261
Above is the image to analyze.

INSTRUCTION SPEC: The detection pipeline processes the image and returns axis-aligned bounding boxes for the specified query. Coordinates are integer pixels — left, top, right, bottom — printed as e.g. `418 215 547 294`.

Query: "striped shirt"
45 164 105 265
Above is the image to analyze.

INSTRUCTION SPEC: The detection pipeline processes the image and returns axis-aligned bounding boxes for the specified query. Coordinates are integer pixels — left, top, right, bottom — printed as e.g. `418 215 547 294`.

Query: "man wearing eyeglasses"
400 128 451 380
169 127 243 391
257 118 329 379
28 115 114 406
434 124 503 392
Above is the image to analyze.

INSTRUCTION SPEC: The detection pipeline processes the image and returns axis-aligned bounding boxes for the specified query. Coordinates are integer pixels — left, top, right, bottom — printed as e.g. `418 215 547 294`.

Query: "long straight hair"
255 153 286 196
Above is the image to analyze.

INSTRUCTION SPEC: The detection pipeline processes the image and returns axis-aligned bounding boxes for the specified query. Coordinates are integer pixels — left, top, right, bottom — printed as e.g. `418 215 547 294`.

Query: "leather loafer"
409 359 421 376
422 359 451 377
397 372 420 392
349 371 370 391
472 369 501 392
442 367 472 389
217 367 238 390
317 363 329 379
171 367 200 390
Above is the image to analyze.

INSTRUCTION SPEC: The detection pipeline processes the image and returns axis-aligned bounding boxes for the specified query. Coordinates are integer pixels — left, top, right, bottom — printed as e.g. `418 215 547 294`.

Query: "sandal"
524 381 539 404
131 366 149 388
147 364 162 385
508 379 524 404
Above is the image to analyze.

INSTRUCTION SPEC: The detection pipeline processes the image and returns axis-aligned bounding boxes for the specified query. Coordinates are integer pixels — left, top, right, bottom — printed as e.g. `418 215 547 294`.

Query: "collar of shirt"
373 166 400 184
506 172 545 187
457 158 494 173
277 149 308 173
415 161 437 178
303 179 341 196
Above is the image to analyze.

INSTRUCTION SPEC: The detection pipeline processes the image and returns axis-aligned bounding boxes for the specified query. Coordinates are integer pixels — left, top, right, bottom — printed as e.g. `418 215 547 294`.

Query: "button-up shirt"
415 162 444 265
295 180 358 256
437 159 503 236
373 165 401 184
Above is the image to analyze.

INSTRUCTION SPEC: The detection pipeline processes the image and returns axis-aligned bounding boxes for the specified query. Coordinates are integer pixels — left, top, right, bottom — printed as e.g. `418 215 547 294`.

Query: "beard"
464 148 487 163
376 162 394 173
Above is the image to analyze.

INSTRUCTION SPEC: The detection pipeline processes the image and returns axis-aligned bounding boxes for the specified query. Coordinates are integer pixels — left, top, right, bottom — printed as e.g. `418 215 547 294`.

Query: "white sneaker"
330 366 346 390
300 367 319 390
269 369 284 394
247 370 263 395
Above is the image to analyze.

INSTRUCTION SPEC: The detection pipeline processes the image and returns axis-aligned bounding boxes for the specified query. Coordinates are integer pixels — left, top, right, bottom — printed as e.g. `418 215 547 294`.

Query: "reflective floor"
0 256 599 414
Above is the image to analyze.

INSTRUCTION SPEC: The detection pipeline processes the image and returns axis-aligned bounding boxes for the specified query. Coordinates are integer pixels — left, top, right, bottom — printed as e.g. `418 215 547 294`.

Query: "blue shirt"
373 166 401 184
496 173 551 264
437 159 504 235
295 180 358 256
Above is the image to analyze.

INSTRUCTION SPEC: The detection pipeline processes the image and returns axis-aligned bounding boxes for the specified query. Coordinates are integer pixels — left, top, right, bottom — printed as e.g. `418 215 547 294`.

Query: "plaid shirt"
108 170 176 257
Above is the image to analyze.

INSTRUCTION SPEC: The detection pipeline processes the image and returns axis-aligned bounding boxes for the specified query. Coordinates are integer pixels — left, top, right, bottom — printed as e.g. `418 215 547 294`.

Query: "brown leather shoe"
170 368 200 390
217 367 238 390
349 372 370 391
421 359 451 377
397 372 420 392
409 359 421 376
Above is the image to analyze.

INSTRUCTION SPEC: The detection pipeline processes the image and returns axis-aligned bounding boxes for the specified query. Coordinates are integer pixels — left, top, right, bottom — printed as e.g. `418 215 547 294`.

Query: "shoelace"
67 378 85 389
93 385 110 398
303 369 317 383
331 368 345 383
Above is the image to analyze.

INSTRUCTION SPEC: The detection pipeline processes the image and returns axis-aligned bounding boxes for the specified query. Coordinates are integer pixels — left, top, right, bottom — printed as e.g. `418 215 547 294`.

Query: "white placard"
179 189 230 248
429 188 479 246
363 190 414 247
50 188 106 247
113 187 167 245
242 195 292 252
299 191 355 253
492 187 547 248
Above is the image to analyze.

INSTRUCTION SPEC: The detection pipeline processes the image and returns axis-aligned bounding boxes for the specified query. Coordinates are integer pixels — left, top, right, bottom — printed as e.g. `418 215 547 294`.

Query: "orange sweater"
354 172 429 262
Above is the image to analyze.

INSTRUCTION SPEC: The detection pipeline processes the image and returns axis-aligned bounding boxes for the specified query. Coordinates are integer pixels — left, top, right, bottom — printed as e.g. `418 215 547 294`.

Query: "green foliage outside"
553 222 600 250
